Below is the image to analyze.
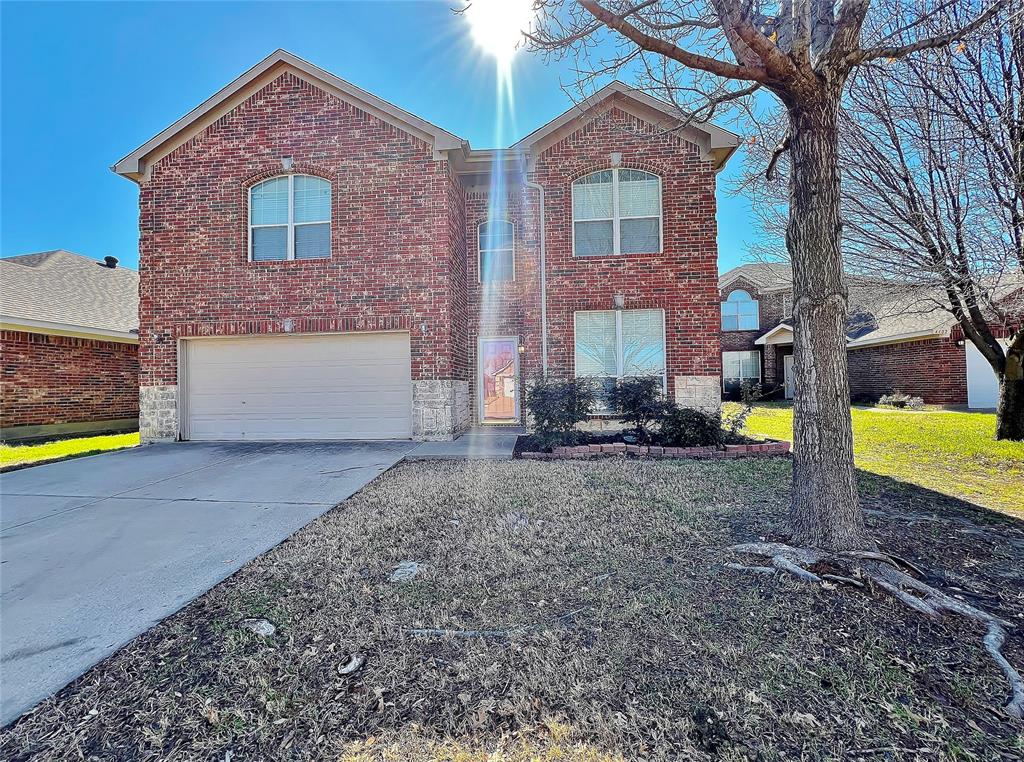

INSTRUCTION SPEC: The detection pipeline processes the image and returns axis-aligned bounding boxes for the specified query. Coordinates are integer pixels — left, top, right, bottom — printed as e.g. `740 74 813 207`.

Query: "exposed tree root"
727 542 1024 720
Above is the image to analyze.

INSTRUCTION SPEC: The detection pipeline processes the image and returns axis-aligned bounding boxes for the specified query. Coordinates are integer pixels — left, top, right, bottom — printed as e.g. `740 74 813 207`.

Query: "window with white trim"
478 219 514 282
572 168 662 256
722 350 761 395
575 309 665 408
249 175 331 261
721 289 759 330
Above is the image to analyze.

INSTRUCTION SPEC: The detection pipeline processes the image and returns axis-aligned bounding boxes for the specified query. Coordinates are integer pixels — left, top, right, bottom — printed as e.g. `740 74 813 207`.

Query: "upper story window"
479 219 514 282
721 289 759 331
572 168 662 257
249 175 331 261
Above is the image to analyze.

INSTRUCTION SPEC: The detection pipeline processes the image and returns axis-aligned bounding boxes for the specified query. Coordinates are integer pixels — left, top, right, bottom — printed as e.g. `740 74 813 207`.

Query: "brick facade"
133 71 725 440
848 338 967 405
0 330 139 432
720 276 790 394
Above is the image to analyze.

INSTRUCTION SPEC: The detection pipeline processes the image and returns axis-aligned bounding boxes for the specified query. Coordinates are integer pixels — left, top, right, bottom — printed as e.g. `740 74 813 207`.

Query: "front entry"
783 354 795 399
479 337 519 422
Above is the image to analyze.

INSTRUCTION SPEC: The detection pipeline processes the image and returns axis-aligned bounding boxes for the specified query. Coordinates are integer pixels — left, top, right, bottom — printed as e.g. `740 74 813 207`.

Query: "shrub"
608 376 670 443
723 381 763 436
524 376 596 450
660 405 724 448
878 390 925 410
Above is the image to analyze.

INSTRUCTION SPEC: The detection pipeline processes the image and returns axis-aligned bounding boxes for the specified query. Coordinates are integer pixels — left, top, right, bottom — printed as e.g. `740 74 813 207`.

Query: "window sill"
248 257 333 265
573 251 663 259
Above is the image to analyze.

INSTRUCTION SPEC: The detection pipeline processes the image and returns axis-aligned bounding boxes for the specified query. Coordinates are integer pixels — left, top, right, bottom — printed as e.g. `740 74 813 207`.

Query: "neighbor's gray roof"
0 250 139 335
719 263 793 291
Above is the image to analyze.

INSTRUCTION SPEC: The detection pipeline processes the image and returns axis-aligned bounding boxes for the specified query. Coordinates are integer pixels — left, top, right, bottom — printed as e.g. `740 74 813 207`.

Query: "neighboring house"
718 263 1007 408
0 250 140 441
113 49 739 442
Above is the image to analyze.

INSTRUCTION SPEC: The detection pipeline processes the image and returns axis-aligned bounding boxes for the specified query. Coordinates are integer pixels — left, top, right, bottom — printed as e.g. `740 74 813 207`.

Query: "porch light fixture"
518 343 525 354
613 293 625 310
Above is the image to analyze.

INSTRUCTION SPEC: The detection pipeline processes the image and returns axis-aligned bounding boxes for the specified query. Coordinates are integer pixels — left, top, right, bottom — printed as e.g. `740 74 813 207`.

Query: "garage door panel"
185 333 413 441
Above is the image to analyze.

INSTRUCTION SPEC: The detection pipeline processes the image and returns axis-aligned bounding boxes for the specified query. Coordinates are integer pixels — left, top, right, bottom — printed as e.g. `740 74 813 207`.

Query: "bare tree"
838 9 1024 439
528 0 1006 551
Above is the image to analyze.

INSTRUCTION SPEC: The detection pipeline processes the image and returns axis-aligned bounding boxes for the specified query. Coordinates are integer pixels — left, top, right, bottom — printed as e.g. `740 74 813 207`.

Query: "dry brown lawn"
3 458 1023 761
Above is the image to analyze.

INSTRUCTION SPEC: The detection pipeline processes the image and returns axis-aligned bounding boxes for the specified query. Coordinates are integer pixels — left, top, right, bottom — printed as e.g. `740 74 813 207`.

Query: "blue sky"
0 0 756 272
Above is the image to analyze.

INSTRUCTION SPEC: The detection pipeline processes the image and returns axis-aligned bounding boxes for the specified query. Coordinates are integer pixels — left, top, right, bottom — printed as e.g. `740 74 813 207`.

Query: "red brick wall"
531 106 721 381
1 330 139 428
847 337 967 405
137 72 464 388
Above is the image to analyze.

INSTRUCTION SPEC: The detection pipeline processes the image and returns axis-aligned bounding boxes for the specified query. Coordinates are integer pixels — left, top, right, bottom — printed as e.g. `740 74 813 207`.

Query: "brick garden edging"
520 440 791 460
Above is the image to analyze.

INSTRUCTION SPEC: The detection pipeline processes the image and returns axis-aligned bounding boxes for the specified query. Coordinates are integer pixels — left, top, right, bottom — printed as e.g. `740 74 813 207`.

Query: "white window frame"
721 289 760 331
248 174 331 262
477 219 515 283
722 350 761 391
571 169 663 257
573 308 667 394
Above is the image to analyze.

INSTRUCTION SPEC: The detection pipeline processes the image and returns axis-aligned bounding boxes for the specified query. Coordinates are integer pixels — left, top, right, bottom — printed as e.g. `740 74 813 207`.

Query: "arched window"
572 168 661 257
478 219 514 282
721 289 759 331
249 175 331 261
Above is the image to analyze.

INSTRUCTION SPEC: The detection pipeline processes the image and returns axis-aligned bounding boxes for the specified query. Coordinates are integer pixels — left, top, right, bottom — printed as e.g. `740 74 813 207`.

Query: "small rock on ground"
389 560 420 582
239 618 276 637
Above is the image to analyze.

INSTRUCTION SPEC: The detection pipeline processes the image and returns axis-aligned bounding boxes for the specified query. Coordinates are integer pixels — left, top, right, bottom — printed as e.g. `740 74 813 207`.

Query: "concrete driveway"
0 440 415 725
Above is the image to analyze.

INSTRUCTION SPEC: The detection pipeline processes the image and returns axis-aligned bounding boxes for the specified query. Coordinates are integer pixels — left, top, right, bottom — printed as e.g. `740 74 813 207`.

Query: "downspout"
526 180 548 376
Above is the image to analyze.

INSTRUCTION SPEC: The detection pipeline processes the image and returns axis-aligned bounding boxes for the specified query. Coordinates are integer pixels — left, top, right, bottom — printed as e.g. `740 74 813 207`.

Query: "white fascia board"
846 329 945 349
754 324 793 345
0 316 139 344
112 50 464 181
511 81 740 169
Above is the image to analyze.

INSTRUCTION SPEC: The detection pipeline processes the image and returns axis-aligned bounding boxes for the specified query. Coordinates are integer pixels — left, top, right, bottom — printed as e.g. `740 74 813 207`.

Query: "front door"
479 337 519 422
783 354 795 399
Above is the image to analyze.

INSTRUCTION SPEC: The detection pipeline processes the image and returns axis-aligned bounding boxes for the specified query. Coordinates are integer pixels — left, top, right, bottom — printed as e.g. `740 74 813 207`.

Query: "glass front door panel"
481 339 518 421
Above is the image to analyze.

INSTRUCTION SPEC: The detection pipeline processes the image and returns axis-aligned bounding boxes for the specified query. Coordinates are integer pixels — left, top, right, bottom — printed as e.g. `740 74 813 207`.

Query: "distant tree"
529 0 1007 551
741 5 1023 440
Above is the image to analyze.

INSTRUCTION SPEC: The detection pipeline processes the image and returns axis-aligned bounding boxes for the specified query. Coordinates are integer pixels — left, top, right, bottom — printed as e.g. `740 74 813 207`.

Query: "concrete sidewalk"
406 427 523 460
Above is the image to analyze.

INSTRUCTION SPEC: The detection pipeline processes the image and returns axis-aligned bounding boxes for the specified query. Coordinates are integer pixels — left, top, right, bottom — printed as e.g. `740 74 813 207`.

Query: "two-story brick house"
718 263 1007 407
114 50 739 441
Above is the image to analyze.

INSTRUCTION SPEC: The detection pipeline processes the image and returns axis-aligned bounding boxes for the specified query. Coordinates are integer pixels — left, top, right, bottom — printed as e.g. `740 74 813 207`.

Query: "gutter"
525 180 548 376
0 316 139 344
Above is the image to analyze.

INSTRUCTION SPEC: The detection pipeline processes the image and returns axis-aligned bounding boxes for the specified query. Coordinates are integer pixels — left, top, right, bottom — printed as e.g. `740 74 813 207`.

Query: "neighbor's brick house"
0 250 139 441
717 263 997 407
114 50 738 442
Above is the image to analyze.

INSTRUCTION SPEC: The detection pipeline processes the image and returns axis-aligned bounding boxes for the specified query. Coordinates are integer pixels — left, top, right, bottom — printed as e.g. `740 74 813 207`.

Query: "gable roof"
719 263 793 292
113 52 741 182
0 250 139 340
511 81 740 170
112 49 466 181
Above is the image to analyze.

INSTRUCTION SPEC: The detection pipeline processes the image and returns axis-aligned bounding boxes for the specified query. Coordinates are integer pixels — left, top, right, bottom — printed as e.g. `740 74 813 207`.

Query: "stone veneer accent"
413 380 470 441
674 375 721 413
139 385 178 442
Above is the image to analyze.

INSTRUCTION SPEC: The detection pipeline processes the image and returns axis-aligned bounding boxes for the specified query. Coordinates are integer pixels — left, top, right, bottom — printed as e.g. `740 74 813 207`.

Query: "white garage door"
183 333 412 440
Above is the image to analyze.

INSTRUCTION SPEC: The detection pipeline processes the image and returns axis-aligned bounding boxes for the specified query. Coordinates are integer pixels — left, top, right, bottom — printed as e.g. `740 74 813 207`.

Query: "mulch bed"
2 459 1022 761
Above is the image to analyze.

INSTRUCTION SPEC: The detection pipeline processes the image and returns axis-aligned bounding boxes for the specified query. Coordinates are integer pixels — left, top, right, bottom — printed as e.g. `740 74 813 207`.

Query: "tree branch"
577 0 772 82
850 0 1008 64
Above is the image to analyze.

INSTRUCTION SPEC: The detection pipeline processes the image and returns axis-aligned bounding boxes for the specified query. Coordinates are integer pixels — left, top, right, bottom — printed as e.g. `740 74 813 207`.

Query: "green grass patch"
0 432 140 469
730 402 1024 517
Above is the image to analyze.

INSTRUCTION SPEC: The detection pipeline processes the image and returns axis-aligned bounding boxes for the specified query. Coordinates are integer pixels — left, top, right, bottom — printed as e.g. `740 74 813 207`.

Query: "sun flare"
463 0 535 66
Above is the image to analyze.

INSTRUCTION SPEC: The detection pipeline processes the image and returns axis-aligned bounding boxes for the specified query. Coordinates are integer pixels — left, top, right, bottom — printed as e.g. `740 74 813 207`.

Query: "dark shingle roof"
0 250 139 335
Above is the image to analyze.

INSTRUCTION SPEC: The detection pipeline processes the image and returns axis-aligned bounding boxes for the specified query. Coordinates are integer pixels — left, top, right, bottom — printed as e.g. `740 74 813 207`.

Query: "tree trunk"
785 89 874 551
995 345 1024 441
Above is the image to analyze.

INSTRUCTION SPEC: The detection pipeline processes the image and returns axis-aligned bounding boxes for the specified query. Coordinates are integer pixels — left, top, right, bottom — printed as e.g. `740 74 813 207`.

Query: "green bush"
660 405 724 448
524 376 596 450
608 376 669 443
